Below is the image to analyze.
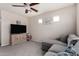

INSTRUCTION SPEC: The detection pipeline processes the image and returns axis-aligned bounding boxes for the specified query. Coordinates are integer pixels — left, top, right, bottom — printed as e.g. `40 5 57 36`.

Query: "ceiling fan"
12 3 39 13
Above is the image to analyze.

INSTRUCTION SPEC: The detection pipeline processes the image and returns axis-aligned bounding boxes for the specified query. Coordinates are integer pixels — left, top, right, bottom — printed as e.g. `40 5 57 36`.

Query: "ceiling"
0 3 74 17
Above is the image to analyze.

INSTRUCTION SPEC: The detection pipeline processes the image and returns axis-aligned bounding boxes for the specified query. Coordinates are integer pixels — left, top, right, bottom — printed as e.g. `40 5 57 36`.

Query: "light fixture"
27 3 31 12
24 3 31 13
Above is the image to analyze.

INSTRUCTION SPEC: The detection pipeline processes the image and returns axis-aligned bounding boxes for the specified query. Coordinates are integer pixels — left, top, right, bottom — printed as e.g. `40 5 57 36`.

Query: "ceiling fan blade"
30 3 39 6
25 9 28 13
12 5 24 7
31 8 38 12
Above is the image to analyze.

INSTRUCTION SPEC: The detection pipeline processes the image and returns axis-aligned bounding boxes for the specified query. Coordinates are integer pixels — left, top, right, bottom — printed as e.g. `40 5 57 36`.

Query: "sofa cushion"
43 39 67 46
56 35 68 44
42 42 52 52
73 41 79 55
44 51 57 56
49 44 66 53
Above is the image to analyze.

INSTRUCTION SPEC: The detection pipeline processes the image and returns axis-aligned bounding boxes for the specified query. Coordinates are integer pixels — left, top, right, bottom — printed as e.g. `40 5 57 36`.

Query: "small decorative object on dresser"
16 20 21 24
26 33 32 41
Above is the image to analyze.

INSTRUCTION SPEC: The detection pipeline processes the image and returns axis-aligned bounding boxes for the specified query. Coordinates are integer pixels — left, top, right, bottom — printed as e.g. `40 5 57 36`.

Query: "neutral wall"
1 10 28 46
0 10 1 44
29 5 76 42
77 4 79 36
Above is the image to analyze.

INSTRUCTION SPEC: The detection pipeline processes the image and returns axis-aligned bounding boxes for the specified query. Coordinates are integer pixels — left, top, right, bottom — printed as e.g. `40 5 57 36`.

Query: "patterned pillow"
67 34 79 47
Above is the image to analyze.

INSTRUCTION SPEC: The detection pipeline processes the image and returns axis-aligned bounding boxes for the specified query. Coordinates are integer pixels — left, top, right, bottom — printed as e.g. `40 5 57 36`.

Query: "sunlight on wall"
38 18 43 24
53 16 60 22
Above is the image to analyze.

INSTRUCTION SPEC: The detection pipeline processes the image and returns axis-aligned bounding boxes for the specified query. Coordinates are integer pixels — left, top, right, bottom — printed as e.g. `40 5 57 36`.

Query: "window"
53 16 60 22
38 18 43 24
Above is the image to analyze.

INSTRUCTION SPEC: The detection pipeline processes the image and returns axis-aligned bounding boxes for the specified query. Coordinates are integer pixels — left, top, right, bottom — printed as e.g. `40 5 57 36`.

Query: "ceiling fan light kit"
12 3 39 14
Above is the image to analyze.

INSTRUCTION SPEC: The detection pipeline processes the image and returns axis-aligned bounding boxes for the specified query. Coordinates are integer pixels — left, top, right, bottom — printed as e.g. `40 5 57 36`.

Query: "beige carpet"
0 41 42 56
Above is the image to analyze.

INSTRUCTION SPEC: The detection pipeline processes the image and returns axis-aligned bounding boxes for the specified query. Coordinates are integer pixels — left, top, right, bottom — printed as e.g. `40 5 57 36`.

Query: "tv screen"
11 24 26 34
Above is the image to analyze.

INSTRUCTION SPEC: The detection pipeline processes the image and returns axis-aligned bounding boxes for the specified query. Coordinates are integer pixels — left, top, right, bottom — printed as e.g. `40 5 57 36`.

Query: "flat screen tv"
11 24 26 34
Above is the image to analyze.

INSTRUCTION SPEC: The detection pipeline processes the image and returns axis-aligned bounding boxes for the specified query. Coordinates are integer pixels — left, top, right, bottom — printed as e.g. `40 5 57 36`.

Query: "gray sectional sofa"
44 34 79 56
